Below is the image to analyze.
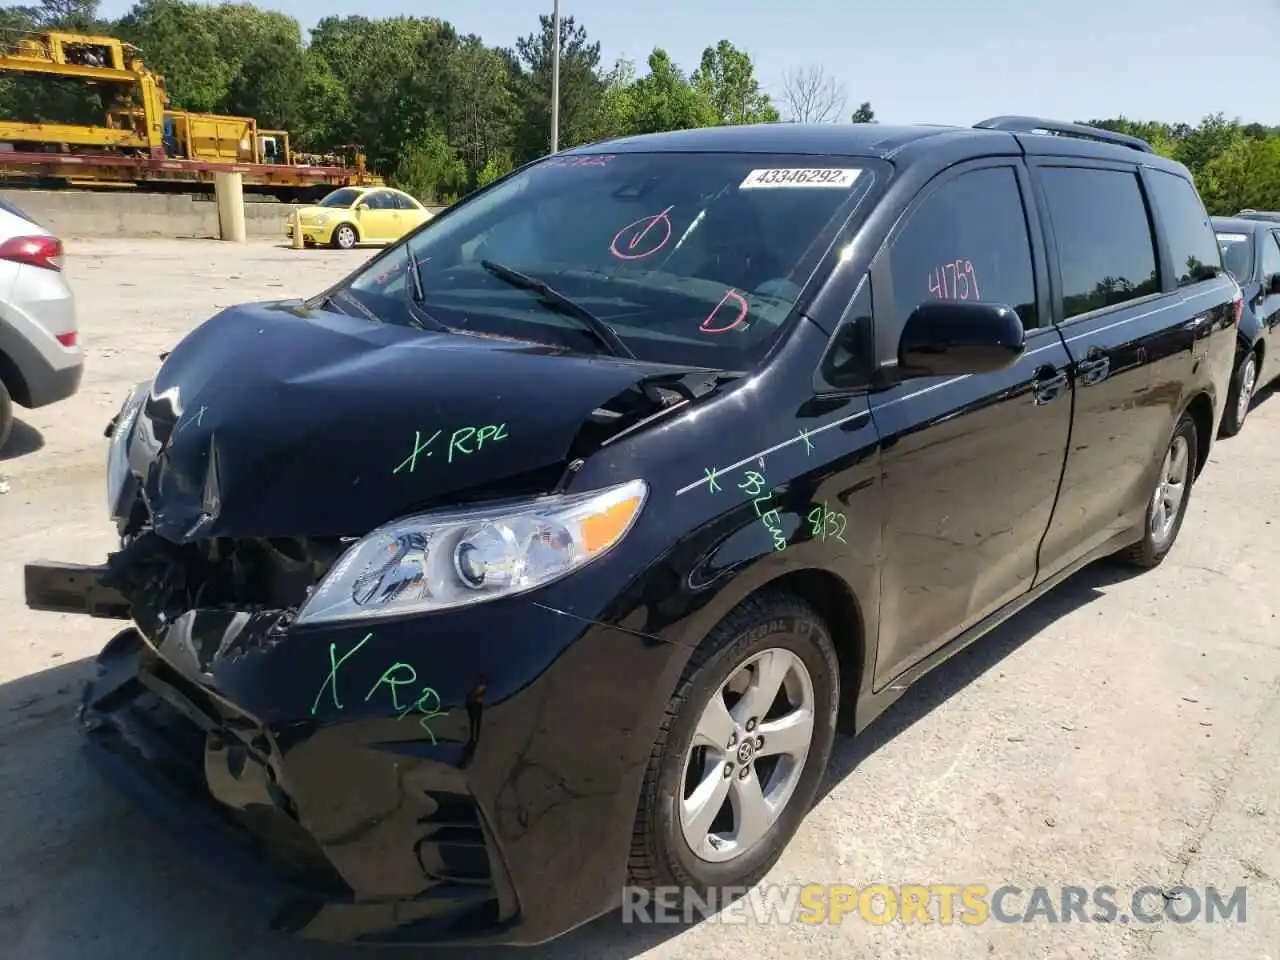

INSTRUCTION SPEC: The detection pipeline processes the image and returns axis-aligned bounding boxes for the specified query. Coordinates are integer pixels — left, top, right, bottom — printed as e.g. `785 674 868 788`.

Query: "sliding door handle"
1032 365 1069 404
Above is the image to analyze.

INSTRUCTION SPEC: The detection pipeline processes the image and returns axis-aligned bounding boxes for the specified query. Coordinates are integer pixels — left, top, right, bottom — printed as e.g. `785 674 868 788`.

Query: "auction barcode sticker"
1217 233 1249 243
740 168 861 189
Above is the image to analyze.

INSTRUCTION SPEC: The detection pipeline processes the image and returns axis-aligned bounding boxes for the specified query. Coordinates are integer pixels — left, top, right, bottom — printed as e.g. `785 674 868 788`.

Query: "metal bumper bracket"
24 560 130 618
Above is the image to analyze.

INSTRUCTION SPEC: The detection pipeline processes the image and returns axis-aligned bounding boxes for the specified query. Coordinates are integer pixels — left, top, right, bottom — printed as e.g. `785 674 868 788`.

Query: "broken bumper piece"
80 626 514 943
79 629 346 905
25 561 130 619
61 572 682 946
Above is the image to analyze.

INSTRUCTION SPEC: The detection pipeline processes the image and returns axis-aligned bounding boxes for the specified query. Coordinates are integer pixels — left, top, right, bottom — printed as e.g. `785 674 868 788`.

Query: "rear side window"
1039 167 1159 320
1262 232 1280 281
1144 170 1222 286
1216 231 1255 282
888 166 1038 328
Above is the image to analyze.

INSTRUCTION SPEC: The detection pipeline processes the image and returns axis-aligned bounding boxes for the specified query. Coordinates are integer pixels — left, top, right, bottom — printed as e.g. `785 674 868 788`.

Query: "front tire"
1117 412 1197 569
331 223 358 250
629 592 839 894
1219 349 1258 438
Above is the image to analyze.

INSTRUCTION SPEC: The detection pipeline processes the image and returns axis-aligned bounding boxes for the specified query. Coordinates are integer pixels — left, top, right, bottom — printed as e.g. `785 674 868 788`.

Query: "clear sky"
98 0 1280 127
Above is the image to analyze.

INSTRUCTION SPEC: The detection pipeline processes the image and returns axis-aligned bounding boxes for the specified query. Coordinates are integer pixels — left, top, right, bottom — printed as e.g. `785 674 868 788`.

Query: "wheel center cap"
736 740 755 764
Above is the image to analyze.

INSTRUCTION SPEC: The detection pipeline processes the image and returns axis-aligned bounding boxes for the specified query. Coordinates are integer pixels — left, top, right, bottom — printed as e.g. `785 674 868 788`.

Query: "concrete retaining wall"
0 189 299 239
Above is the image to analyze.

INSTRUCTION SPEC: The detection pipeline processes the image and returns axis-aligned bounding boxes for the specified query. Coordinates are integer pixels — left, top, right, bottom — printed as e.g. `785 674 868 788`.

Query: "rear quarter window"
1144 170 1223 287
1262 231 1280 280
1038 167 1160 320
1215 231 1254 283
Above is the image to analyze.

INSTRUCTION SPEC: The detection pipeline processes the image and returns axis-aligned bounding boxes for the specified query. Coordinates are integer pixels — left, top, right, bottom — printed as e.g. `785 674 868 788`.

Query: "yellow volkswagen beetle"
285 187 434 250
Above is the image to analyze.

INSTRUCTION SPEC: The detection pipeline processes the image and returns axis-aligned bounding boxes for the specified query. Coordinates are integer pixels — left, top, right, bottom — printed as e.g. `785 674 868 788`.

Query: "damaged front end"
35 519 532 941
27 524 378 924
23 300 726 943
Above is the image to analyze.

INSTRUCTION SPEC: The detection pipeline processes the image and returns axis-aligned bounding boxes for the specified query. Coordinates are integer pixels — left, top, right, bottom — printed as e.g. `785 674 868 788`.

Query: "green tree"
1 0 103 30
391 128 467 203
307 15 453 170
850 101 875 123
625 48 717 135
225 31 306 131
1199 136 1280 215
595 57 639 140
290 52 348 150
475 150 513 187
116 0 239 112
1172 113 1243 182
423 34 517 178
691 40 778 125
511 14 605 159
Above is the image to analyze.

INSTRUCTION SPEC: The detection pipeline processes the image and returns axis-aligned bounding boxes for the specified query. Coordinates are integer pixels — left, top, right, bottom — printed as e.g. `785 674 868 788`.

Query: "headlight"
312 214 329 225
106 380 148 517
294 478 648 626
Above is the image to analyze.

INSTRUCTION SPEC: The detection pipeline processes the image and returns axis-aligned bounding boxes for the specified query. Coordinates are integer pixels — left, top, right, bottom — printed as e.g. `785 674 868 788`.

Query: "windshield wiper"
479 259 636 358
326 288 381 323
402 244 450 332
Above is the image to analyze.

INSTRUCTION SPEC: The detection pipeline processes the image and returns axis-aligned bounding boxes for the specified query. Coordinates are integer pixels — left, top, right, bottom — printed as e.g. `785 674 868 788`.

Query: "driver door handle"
1032 364 1068 405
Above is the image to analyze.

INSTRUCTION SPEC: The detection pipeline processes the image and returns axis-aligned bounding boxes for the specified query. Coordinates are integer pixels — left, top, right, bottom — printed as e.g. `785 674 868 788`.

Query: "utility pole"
550 0 560 153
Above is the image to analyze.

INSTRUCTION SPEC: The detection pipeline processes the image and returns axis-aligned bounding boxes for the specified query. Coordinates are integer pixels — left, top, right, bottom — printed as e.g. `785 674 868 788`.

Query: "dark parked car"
1213 215 1280 434
26 116 1239 947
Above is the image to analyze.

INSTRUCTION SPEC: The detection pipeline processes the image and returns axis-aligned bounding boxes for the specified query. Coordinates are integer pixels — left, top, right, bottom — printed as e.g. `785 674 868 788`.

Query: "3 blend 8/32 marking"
807 502 848 543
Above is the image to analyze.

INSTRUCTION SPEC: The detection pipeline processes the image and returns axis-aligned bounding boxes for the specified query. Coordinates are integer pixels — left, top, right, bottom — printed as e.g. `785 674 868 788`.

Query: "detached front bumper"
27 560 686 946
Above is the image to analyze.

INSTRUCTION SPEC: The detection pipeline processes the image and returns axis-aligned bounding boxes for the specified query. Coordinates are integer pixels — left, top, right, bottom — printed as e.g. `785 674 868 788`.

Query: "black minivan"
26 116 1239 947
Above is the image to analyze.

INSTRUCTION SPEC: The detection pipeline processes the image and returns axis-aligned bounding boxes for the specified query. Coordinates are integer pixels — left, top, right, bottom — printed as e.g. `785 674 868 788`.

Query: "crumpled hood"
129 300 681 542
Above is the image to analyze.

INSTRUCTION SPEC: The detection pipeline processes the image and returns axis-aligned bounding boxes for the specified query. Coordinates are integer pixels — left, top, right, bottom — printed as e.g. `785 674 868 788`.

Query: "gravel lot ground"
1 238 1277 960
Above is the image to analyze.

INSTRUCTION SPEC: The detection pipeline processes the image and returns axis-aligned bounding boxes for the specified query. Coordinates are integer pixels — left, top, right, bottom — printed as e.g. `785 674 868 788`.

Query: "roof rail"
974 116 1155 154
1237 209 1280 222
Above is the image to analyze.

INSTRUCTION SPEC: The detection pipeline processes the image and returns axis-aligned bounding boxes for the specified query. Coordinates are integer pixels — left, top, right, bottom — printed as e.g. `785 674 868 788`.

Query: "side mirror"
898 300 1025 378
1268 273 1280 296
354 201 368 212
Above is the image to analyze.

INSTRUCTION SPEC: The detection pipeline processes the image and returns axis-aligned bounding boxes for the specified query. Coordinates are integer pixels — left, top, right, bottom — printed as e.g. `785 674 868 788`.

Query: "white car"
0 196 81 450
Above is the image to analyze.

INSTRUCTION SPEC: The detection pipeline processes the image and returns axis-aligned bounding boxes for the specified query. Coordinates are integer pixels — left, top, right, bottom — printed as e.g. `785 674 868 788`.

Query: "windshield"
319 188 364 209
1216 231 1254 282
337 152 873 368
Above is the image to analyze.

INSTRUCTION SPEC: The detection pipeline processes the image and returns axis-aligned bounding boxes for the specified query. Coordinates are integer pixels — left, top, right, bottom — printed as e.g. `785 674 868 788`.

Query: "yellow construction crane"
0 29 381 198
0 30 167 155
